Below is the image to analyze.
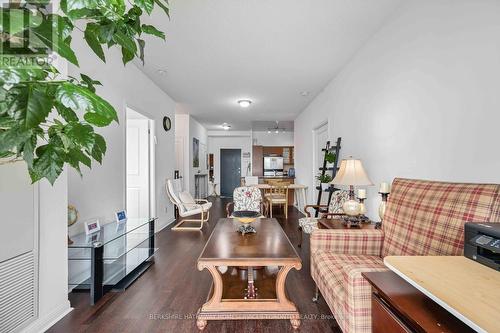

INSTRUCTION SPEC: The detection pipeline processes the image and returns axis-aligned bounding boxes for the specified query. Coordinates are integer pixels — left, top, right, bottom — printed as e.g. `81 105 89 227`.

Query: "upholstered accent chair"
310 178 500 333
226 186 268 217
166 179 212 230
297 189 349 247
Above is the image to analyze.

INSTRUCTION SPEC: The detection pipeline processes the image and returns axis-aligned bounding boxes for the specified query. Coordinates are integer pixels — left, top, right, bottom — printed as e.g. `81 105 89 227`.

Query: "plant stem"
0 157 23 165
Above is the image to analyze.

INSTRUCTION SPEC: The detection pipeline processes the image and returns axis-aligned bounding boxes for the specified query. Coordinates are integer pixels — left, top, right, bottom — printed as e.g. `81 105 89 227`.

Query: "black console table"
68 217 156 304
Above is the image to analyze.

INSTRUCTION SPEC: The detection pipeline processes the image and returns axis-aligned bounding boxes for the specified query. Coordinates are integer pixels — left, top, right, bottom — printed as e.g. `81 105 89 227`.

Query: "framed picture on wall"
193 137 200 167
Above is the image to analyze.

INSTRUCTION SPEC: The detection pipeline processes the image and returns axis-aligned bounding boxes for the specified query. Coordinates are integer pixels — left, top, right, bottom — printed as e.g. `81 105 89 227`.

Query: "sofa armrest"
304 204 328 217
310 229 384 256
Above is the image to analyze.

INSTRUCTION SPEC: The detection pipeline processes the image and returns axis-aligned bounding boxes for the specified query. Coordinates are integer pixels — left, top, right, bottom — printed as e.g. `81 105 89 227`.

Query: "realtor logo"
0 1 56 68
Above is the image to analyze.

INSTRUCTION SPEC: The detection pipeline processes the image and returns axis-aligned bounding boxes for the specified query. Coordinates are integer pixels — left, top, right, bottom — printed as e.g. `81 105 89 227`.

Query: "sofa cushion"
311 251 388 333
382 178 500 257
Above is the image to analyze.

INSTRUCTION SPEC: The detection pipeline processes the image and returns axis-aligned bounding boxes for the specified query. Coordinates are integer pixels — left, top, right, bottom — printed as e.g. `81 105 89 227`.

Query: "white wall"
174 113 189 191
33 173 72 332
207 131 252 186
295 0 500 221
174 114 208 195
252 130 294 146
68 31 177 234
189 116 208 195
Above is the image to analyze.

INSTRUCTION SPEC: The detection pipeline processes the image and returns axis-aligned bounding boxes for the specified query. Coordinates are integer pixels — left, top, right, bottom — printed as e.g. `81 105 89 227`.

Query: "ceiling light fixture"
157 69 167 75
267 121 285 134
300 91 310 97
238 99 252 108
221 123 231 130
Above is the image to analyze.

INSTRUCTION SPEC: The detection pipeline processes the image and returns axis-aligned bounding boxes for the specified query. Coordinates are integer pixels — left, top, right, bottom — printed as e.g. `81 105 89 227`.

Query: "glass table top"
68 217 155 248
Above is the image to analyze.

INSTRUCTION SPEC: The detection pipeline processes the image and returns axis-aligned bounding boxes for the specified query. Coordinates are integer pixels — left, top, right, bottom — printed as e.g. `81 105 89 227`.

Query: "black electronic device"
464 222 500 271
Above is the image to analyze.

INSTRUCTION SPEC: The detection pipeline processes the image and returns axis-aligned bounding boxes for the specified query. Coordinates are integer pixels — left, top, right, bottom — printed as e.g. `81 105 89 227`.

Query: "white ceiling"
138 0 402 130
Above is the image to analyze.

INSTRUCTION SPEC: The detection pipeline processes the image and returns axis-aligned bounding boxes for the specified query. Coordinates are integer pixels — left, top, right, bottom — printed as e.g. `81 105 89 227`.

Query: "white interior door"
127 117 150 219
313 122 329 204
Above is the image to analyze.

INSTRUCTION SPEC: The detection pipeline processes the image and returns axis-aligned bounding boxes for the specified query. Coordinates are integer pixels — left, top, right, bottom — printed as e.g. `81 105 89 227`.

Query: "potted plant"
325 152 336 164
316 174 333 191
0 0 169 184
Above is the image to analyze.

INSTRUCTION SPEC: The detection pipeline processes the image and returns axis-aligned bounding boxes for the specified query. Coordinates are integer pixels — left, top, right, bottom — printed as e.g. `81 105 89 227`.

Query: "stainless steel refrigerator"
263 156 284 176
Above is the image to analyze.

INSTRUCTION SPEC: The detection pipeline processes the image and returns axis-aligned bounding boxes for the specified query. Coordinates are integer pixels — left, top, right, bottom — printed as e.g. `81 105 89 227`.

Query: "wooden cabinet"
363 271 474 333
371 294 411 333
252 145 263 176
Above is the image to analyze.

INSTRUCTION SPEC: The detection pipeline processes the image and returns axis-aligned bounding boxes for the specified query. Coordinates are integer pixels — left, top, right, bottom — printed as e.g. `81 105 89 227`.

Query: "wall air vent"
0 251 36 333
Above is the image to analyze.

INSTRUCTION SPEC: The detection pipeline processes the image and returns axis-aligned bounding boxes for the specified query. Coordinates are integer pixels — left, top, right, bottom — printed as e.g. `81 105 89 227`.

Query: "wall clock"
163 116 171 131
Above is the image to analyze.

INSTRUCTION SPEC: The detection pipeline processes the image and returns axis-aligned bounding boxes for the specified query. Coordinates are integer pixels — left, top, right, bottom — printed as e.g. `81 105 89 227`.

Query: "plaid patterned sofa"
310 178 500 333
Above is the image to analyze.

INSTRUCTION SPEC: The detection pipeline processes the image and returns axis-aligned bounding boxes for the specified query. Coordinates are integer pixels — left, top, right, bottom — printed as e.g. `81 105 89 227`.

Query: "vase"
378 200 386 221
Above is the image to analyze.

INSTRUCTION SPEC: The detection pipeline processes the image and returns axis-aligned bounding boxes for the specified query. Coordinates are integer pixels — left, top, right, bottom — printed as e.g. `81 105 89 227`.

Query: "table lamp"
330 157 373 217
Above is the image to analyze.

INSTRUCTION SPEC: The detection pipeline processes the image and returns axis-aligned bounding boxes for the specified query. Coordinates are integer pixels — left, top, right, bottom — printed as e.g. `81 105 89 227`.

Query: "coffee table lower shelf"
196 264 301 331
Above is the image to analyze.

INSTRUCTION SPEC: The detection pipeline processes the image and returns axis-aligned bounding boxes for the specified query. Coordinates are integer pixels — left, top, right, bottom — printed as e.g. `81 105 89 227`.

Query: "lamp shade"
330 158 373 186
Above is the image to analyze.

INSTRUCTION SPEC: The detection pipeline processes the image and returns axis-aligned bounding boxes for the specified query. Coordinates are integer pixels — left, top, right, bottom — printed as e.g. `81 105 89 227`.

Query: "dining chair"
265 180 289 218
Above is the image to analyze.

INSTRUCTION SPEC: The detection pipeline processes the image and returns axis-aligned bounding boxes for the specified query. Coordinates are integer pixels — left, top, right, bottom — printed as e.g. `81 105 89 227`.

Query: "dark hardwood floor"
49 198 340 333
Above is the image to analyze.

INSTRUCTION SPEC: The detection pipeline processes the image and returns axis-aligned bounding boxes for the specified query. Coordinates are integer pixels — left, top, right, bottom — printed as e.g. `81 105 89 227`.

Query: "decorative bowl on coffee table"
232 211 260 234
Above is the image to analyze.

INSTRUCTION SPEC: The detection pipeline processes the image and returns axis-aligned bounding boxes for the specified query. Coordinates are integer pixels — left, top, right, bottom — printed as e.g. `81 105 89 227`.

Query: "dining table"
249 183 308 213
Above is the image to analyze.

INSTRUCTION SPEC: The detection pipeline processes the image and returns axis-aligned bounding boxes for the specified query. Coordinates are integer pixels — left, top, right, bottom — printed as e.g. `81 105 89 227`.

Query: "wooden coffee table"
196 218 302 330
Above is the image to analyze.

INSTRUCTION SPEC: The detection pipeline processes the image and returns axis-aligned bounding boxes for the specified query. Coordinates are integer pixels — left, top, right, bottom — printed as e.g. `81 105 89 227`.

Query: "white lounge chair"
166 179 212 230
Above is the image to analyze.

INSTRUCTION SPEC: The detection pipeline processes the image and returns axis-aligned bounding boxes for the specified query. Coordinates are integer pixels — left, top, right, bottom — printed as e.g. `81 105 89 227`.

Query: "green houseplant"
325 151 336 164
316 173 333 191
0 0 169 184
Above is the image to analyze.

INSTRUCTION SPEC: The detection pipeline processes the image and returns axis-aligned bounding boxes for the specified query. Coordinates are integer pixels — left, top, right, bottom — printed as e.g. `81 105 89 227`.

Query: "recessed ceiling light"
267 130 271 134
275 130 279 134
157 69 167 75
221 123 231 130
300 91 310 97
238 99 252 108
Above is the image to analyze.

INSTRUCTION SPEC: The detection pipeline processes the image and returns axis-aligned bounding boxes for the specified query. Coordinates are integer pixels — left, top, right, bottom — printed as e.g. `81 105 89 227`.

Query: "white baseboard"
22 300 72 333
156 217 176 233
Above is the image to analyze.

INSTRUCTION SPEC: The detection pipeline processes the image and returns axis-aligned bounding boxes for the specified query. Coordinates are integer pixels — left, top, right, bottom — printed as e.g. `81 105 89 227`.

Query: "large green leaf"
25 85 53 128
113 30 137 56
0 114 16 129
64 0 98 12
30 143 64 184
55 102 79 122
91 133 106 163
98 23 116 43
141 24 165 40
121 46 135 65
134 0 154 15
0 67 47 85
21 133 37 167
64 122 95 151
55 83 118 127
0 126 31 152
66 148 91 175
154 0 170 18
32 15 79 66
84 23 106 62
